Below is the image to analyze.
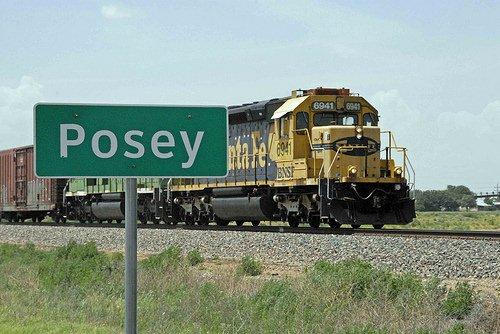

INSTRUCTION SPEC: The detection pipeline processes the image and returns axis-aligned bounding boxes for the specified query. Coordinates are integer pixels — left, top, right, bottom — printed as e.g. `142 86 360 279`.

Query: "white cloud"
371 89 500 190
101 5 131 19
0 76 43 150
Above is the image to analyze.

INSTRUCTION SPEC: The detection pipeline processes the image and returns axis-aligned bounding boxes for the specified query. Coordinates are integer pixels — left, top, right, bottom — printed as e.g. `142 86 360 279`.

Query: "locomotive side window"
280 115 290 138
363 113 377 126
296 112 309 130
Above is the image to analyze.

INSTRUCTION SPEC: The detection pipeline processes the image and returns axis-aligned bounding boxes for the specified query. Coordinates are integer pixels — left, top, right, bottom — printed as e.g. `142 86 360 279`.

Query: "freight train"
0 87 415 228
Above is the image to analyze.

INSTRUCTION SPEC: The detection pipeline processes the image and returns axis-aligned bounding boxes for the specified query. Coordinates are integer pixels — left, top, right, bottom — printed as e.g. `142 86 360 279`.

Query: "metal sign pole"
125 178 137 334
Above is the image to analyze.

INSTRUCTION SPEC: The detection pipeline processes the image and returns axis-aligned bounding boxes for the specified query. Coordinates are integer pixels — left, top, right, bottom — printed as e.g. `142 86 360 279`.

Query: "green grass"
186 249 204 266
237 255 263 276
405 211 500 230
0 242 497 333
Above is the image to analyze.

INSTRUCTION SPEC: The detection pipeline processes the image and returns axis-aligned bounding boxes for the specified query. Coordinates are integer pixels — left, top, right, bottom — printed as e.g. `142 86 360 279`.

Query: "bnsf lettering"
277 166 294 179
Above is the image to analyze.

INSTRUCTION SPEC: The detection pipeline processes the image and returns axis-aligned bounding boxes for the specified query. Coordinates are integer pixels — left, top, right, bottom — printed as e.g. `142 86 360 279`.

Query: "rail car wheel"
37 215 45 223
351 224 361 229
309 216 320 228
107 219 113 224
373 224 384 229
116 220 122 224
236 221 244 227
251 221 260 227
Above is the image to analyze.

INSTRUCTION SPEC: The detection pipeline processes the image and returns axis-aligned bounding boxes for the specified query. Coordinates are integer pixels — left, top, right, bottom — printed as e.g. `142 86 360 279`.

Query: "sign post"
125 178 137 334
34 103 228 334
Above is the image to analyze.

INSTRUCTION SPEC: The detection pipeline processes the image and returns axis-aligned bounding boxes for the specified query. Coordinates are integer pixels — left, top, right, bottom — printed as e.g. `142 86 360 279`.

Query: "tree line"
414 185 477 211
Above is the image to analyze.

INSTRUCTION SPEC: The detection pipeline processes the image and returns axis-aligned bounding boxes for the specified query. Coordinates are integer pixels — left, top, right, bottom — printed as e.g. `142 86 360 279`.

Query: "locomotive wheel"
328 219 341 229
37 215 45 223
236 221 244 227
251 221 260 227
288 215 300 228
351 224 361 229
309 216 320 228
152 217 160 225
61 216 67 223
54 216 61 223
215 217 229 226
373 224 384 229
198 216 209 226
87 217 94 223
79 218 85 224
185 214 195 226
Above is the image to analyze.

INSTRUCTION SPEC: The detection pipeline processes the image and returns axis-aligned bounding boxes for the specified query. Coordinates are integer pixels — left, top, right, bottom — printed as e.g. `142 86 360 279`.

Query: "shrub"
38 241 116 290
442 282 474 319
141 246 181 270
237 256 262 276
187 249 204 266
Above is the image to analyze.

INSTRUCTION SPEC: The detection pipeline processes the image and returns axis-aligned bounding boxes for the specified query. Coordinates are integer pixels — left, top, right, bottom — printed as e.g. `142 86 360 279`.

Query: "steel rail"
0 220 499 240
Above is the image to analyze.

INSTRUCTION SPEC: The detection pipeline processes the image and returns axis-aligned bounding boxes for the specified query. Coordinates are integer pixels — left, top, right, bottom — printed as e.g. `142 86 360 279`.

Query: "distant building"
475 198 499 211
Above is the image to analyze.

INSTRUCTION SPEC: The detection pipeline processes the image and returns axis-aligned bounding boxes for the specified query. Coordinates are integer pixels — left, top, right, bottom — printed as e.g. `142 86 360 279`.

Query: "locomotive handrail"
323 146 361 200
382 130 416 197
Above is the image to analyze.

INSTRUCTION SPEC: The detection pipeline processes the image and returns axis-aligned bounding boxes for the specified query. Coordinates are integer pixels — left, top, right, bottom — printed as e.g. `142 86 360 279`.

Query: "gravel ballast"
0 224 498 279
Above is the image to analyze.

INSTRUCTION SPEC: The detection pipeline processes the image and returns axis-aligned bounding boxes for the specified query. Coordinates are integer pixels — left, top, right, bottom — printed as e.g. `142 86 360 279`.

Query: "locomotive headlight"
348 166 358 175
356 134 362 139
394 167 402 176
394 184 401 191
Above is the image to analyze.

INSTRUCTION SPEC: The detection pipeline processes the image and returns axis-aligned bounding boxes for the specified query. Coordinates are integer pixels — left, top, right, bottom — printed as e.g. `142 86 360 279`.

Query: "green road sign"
34 104 228 177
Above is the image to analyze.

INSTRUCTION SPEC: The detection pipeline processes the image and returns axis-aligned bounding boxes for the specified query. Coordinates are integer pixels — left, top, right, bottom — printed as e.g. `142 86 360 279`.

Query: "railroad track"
0 220 499 240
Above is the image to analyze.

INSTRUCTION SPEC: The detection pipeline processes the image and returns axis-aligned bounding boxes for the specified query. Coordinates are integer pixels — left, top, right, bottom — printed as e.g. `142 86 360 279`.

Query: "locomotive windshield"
313 112 358 126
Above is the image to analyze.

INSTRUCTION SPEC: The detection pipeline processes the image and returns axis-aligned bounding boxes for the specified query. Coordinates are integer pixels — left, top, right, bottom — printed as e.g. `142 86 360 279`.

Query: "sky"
0 0 499 192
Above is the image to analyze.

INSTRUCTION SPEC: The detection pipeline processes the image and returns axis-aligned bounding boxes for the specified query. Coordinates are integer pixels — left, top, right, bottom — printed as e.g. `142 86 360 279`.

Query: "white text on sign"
60 124 204 168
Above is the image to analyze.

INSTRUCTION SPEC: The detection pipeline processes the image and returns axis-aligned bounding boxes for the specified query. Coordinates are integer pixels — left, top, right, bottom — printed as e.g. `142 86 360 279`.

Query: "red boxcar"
0 145 66 222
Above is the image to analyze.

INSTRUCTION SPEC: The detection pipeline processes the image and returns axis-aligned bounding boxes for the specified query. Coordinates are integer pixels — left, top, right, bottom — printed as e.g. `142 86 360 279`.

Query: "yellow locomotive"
168 87 415 228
